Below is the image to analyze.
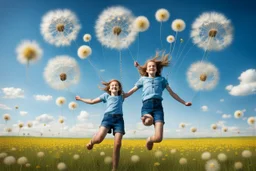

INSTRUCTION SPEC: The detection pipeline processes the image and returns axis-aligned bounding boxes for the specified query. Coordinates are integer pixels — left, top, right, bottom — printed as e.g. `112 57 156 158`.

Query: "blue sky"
0 0 255 138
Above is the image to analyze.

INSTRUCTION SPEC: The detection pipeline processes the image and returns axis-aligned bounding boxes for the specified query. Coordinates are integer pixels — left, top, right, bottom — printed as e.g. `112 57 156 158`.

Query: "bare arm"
75 96 102 104
124 86 139 98
166 85 192 106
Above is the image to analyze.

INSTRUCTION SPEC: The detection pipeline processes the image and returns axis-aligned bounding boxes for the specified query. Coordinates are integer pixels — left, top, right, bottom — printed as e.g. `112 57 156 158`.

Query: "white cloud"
226 69 256 96
216 110 223 114
77 111 89 122
2 87 25 99
36 114 54 123
34 95 52 101
0 104 12 110
222 114 231 119
217 121 226 127
20 111 28 116
201 105 208 112
220 99 224 102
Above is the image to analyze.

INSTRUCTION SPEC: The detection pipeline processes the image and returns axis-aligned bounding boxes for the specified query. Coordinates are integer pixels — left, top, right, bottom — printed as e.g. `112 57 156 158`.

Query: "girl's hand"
134 61 139 67
75 96 81 101
185 102 192 106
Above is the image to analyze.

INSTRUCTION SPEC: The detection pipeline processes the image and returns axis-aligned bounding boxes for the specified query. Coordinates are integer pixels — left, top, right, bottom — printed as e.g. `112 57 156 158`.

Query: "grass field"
0 137 255 171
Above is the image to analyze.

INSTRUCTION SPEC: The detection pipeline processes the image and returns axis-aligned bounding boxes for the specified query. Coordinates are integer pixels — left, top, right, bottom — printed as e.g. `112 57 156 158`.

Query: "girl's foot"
86 140 94 150
146 137 153 150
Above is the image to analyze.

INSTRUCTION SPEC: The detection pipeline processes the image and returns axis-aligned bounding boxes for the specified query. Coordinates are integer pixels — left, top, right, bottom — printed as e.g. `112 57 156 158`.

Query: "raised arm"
166 85 192 106
75 96 102 104
124 86 139 98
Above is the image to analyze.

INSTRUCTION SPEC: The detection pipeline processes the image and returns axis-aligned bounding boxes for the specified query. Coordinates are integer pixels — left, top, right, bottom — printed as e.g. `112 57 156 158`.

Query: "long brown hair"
99 79 123 95
138 52 170 76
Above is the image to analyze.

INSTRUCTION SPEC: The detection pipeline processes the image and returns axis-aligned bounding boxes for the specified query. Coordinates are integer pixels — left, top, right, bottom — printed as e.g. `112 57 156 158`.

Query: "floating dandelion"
100 152 105 156
37 152 45 158
16 40 43 67
217 153 227 162
3 156 16 165
247 117 255 125
77 45 92 59
3 114 10 123
234 161 243 170
167 35 175 43
59 118 64 124
154 150 163 158
205 159 220 171
95 6 137 50
56 97 66 106
191 12 233 51
222 127 228 132
131 155 140 163
134 16 150 32
25 163 31 168
18 122 24 129
187 61 219 91
241 150 252 158
190 127 197 133
68 101 78 110
234 110 243 119
179 123 186 128
6 128 12 133
172 19 186 32
201 152 211 160
155 8 170 22
83 34 91 42
57 162 67 171
44 56 80 90
211 124 217 130
104 156 112 164
27 122 33 128
17 156 28 165
179 158 187 165
73 154 80 160
41 9 81 47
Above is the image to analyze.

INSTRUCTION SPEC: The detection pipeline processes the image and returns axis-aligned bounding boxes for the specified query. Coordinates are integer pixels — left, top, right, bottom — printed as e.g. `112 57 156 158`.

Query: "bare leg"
141 114 153 126
87 126 109 150
112 132 123 171
146 122 163 150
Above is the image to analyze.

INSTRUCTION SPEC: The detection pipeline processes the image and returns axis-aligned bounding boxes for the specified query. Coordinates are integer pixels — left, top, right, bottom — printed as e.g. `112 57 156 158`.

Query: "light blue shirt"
99 93 123 115
135 76 169 101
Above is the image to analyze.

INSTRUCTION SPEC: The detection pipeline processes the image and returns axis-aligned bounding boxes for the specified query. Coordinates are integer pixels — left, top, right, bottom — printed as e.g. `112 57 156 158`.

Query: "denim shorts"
100 114 125 135
141 98 164 124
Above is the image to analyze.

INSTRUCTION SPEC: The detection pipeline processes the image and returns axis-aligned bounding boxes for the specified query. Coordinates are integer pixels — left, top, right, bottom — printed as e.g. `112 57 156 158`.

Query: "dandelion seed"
41 9 81 47
83 34 91 42
211 124 217 130
190 127 197 133
3 114 10 122
17 156 28 165
6 128 12 133
77 45 92 59
100 152 105 156
154 150 163 158
247 117 255 125
155 9 170 22
201 152 211 160
179 123 186 128
73 154 80 160
234 161 243 170
170 149 177 154
131 155 140 163
242 150 252 158
179 158 187 165
37 152 45 158
3 156 16 165
18 122 24 129
104 156 112 164
205 159 220 171
25 163 31 167
27 122 33 128
167 35 175 44
59 118 64 124
134 16 150 32
57 162 67 171
0 152 7 159
68 101 78 110
56 97 66 106
234 110 243 119
172 19 186 32
217 153 227 162
222 127 228 132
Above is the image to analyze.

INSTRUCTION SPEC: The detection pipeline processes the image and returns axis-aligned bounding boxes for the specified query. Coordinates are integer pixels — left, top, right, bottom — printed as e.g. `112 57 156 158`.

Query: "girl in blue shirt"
76 79 125 171
125 52 192 150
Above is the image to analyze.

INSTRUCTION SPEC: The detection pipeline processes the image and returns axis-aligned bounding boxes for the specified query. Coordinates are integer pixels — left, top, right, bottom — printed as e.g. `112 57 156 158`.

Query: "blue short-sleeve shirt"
135 76 168 101
98 93 123 115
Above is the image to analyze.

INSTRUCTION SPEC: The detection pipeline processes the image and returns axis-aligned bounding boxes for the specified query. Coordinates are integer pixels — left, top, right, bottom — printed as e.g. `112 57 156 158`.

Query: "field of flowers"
0 137 255 171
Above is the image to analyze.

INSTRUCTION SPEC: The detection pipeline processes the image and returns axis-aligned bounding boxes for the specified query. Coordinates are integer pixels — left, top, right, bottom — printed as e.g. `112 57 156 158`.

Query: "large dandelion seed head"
16 40 43 65
217 153 227 162
211 124 217 130
187 61 219 91
40 9 81 47
77 45 92 59
37 152 45 158
191 12 233 51
247 117 255 125
83 34 91 42
234 110 244 119
27 122 33 128
201 152 211 160
172 19 186 32
222 127 228 132
17 157 28 165
134 16 150 32
56 97 66 106
167 35 175 43
179 123 186 128
155 8 170 22
131 155 140 163
18 122 24 129
57 162 67 171
205 159 220 171
69 101 78 110
242 150 252 158
44 56 80 90
190 127 197 133
179 158 187 165
95 6 137 50
3 156 16 165
234 161 243 169
3 114 10 121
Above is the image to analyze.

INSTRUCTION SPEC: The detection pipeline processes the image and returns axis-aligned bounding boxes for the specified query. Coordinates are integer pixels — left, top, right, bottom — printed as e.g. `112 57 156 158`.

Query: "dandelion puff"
100 152 105 156
217 153 227 162
95 6 137 50
3 114 10 122
37 152 45 158
18 122 24 129
179 158 187 165
202 152 211 160
187 61 219 91
25 163 31 167
0 152 7 159
167 35 175 43
242 150 252 158
59 118 64 124
11 147 16 151
83 34 91 42
57 162 67 171
3 156 16 165
170 149 177 154
247 117 255 125
205 159 220 171
6 128 12 133
191 12 233 51
172 19 186 32
27 122 33 128
190 127 197 133
44 56 80 90
234 161 243 170
222 127 228 132
131 155 140 163
77 45 92 59
73 154 80 160
179 123 186 128
211 124 217 130
104 156 112 164
17 156 28 165
234 110 243 119
56 97 66 106
68 101 78 110
155 8 170 22
134 16 150 32
40 9 81 47
154 150 163 158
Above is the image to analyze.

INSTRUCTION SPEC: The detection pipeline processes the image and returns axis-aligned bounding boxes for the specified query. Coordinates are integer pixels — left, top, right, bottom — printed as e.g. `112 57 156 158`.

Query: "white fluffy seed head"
3 156 16 165
205 159 220 171
83 34 91 42
0 152 7 158
56 97 66 106
3 114 11 121
222 127 228 132
18 122 24 129
27 122 33 128
190 127 197 133
155 8 170 22
37 152 45 158
57 162 67 171
17 157 28 165
167 35 175 43
154 150 163 158
242 150 252 158
234 110 243 119
172 19 186 32
170 149 177 154
234 161 243 169
134 16 150 32
73 154 80 160
201 152 211 160
68 101 78 110
211 124 217 130
25 163 31 167
104 156 112 164
100 152 105 156
131 155 140 163
247 117 255 125
77 45 92 59
59 118 64 124
217 153 227 162
179 158 187 165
